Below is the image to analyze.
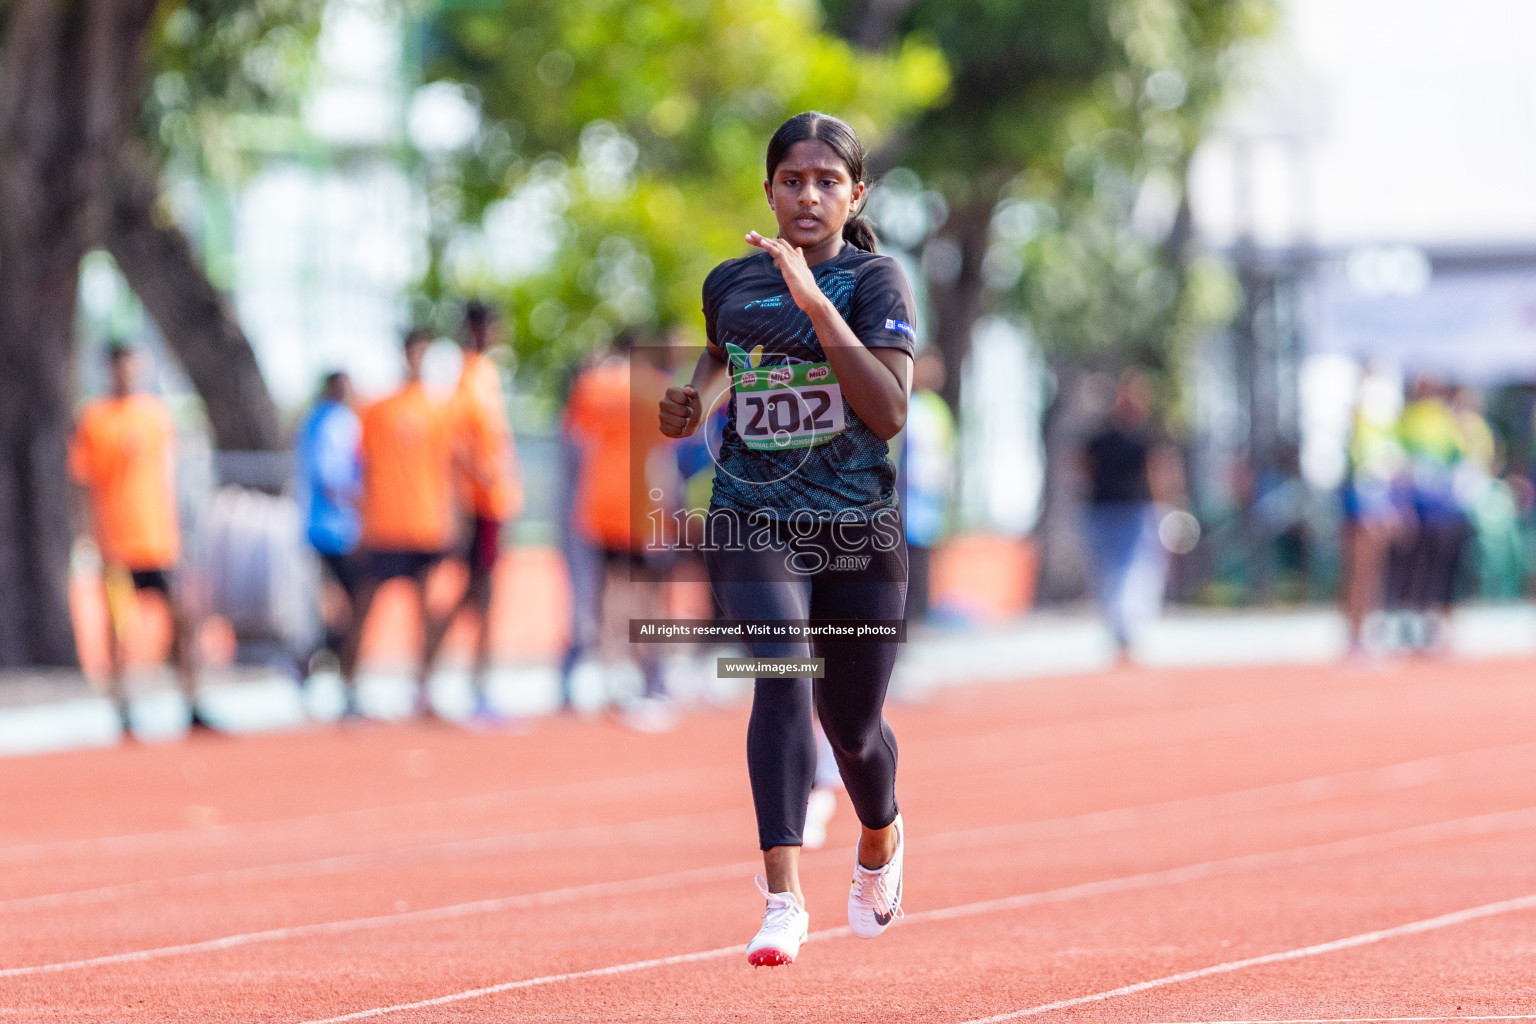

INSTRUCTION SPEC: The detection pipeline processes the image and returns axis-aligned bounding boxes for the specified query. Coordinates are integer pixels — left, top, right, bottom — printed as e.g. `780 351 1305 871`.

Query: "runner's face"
764 139 864 251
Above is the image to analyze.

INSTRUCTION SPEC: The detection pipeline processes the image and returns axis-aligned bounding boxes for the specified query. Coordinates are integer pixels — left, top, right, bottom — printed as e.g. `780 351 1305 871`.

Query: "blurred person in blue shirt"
296 371 362 664
898 349 955 623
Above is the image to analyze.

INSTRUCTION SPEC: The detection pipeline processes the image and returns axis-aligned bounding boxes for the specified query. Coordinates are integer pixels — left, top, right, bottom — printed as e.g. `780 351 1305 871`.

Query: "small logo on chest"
744 295 785 311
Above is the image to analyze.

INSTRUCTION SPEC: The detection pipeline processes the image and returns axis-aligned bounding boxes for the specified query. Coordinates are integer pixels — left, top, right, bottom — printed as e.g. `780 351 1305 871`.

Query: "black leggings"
704 507 907 851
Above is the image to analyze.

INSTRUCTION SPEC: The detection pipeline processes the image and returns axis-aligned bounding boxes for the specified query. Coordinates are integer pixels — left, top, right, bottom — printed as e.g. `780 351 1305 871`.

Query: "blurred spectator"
340 329 459 718
295 371 362 669
1452 387 1496 476
898 349 955 624
1340 368 1407 655
1082 369 1185 658
446 301 524 721
1450 387 1527 600
69 344 208 733
558 333 676 721
1388 377 1472 652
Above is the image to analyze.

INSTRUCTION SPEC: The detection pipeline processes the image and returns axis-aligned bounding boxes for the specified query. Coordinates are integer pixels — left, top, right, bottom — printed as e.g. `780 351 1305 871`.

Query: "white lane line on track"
894 806 1536 929
293 937 773 1023
1149 1017 1536 1023
0 858 763 979
0 809 744 913
9 739 1530 913
915 743 1508 856
957 894 1536 1023
186 807 1536 1021
9 675 1520 864
7 800 1536 980
0 766 715 865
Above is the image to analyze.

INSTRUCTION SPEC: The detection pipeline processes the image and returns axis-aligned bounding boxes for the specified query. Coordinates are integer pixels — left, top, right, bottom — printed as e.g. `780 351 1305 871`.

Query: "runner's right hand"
659 385 701 438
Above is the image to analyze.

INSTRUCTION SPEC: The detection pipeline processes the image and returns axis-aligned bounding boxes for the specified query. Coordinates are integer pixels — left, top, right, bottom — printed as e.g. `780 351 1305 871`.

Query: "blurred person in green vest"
897 349 955 623
1388 377 1472 651
1340 366 1407 656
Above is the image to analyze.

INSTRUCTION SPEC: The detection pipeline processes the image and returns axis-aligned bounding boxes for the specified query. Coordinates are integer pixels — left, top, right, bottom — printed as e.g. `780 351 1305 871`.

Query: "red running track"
6 657 1536 1022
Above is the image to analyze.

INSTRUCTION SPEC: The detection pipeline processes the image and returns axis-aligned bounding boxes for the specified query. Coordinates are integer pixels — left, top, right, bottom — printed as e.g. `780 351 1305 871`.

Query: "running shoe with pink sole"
746 876 809 966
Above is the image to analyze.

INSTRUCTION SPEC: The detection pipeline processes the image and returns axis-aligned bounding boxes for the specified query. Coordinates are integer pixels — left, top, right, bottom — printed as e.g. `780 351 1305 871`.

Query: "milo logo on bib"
732 360 846 451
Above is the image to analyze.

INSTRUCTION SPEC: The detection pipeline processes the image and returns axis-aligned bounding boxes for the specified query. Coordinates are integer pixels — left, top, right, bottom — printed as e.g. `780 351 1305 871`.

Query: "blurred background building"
1186 0 1536 606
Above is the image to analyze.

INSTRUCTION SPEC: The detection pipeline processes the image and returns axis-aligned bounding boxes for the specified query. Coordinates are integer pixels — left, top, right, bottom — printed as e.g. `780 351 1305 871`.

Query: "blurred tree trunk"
0 0 156 666
0 0 280 667
924 196 994 412
842 0 923 49
108 144 281 451
0 237 85 667
842 5 995 414
1035 190 1198 606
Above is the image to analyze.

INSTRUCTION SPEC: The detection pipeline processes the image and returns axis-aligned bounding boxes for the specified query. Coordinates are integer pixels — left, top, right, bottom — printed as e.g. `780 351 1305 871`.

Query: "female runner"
658 111 915 966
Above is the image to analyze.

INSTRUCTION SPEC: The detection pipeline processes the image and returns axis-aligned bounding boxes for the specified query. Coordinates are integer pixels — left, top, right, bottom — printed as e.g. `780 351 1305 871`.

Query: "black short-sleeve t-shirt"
1086 425 1153 504
703 243 916 519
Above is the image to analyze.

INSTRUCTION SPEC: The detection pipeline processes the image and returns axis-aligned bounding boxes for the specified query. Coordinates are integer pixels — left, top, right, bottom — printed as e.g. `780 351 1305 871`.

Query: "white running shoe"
803 788 837 851
847 813 904 939
746 876 809 967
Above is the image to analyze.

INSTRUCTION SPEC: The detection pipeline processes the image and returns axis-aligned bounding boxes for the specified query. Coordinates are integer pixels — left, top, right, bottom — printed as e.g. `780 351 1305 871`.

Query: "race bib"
733 361 845 450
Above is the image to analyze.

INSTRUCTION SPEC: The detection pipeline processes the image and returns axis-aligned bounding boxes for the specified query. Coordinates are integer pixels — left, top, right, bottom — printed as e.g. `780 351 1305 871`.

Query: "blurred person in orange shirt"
558 332 678 722
445 301 524 722
340 328 460 720
69 343 210 735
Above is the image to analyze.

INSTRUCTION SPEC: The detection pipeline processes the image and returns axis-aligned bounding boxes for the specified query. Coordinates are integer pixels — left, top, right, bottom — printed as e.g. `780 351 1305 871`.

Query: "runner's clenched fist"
658 384 701 438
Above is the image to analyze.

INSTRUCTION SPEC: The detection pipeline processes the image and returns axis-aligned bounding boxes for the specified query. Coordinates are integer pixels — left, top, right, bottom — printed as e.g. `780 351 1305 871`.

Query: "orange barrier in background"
69 545 716 677
70 547 573 679
930 532 1038 622
69 534 1035 677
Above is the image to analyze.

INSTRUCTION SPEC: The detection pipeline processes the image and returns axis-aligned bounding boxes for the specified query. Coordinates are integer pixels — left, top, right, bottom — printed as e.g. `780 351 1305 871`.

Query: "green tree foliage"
1005 0 1270 369
145 0 323 171
417 0 948 382
827 0 1119 198
818 0 1269 405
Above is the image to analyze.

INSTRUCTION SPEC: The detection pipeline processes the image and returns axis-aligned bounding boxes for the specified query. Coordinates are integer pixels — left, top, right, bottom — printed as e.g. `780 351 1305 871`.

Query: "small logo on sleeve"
885 319 915 337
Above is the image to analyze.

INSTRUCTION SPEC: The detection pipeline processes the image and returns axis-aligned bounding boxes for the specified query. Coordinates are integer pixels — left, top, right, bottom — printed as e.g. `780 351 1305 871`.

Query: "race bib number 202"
733 361 845 450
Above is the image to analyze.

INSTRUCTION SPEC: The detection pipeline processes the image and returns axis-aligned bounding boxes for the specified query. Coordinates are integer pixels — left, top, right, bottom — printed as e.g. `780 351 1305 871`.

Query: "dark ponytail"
843 212 878 253
765 111 878 253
